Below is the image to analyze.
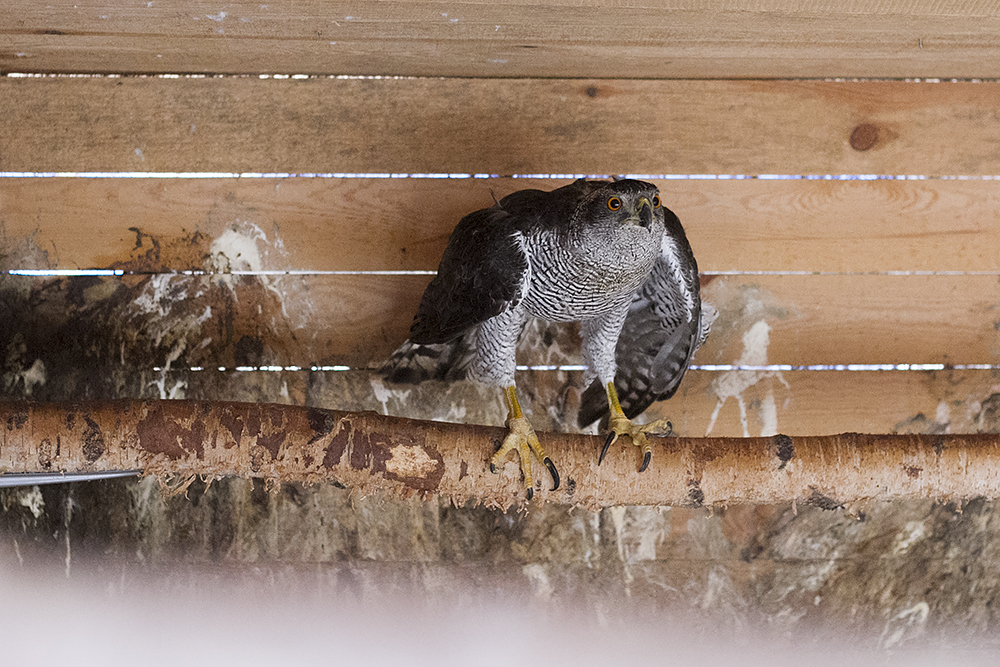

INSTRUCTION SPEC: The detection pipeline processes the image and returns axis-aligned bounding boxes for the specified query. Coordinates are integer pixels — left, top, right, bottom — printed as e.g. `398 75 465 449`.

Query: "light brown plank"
3 1 1000 78
697 274 1000 368
649 367 1000 439
272 364 1000 440
291 273 1000 366
7 273 994 367
4 177 1000 273
5 78 1000 175
362 356 998 441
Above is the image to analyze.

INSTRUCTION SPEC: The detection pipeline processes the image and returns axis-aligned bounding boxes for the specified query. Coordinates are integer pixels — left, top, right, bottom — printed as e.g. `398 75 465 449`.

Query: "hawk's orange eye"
652 195 661 208
607 197 622 211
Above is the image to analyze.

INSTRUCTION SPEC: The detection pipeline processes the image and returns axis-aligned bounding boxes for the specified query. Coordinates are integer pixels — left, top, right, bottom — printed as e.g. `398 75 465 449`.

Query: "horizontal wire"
7 268 999 278
5 269 438 277
0 470 142 487
7 73 1000 83
0 171 495 180
6 171 1000 181
701 270 1000 276
151 363 999 373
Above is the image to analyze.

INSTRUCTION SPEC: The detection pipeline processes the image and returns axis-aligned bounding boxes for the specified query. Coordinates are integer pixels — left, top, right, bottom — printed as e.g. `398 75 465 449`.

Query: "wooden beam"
5 78 1000 175
0 272 995 367
310 365 1000 440
649 368 1000 439
3 1 1000 78
2 400 999 510
4 177 1000 274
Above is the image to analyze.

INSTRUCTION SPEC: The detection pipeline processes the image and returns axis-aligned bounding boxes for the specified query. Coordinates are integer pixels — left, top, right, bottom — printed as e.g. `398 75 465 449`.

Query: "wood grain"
306 363 1000 443
697 274 1000 368
5 272 994 367
4 177 1000 274
271 272 1000 366
4 78 1000 175
654 367 1000 439
124 364 1000 442
3 1 1000 78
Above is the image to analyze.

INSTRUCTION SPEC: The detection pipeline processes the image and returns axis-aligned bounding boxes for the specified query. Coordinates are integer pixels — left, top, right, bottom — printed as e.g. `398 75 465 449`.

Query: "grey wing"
578 228 704 426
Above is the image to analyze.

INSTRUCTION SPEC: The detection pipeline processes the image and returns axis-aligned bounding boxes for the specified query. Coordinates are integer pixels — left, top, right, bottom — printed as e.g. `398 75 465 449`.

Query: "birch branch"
0 400 998 510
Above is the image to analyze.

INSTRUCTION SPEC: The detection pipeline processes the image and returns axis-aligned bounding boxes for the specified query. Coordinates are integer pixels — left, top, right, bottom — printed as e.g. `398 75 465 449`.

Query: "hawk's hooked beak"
635 197 653 229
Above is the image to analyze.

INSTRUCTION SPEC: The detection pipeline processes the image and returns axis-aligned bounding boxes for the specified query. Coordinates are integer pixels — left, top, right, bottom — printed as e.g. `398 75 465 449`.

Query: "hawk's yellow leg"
599 381 672 472
489 386 560 500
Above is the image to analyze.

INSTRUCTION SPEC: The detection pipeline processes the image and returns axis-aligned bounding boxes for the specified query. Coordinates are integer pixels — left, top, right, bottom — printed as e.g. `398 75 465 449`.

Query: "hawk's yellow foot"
598 381 672 472
489 386 559 500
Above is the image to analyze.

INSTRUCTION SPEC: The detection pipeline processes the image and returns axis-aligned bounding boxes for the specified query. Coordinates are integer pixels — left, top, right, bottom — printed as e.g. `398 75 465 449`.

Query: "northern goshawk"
384 178 712 498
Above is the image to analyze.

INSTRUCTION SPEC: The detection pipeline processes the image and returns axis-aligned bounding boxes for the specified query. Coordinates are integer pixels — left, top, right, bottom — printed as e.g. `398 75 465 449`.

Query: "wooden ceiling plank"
2 273 994 367
4 2 1000 78
651 366 1000 438
3 177 1000 274
4 78 1000 175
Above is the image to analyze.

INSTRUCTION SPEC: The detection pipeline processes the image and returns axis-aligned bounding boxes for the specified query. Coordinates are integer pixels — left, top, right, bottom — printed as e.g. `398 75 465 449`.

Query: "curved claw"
491 413 559 500
602 416 667 472
544 457 560 491
599 431 616 465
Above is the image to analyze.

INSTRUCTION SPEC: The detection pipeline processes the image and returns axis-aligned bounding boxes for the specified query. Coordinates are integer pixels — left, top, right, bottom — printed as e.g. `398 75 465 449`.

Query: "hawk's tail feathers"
381 334 476 385
577 376 659 428
577 300 718 428
577 379 611 429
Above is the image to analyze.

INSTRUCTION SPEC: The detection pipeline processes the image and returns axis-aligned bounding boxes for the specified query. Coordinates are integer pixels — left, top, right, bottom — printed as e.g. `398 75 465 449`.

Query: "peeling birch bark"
1 400 999 511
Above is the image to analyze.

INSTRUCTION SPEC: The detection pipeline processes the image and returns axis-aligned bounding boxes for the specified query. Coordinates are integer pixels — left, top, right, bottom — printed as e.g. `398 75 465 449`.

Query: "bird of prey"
384 178 710 499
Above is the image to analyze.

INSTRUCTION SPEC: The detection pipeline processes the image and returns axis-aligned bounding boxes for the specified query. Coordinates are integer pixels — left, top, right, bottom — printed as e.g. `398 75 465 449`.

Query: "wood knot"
850 123 879 151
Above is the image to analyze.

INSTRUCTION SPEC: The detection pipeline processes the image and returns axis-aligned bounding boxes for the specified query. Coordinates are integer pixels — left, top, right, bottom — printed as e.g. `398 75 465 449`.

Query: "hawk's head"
569 179 669 256
573 179 666 231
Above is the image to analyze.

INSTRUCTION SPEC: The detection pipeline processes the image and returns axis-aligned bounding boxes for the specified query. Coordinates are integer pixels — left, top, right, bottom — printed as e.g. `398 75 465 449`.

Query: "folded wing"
578 209 706 426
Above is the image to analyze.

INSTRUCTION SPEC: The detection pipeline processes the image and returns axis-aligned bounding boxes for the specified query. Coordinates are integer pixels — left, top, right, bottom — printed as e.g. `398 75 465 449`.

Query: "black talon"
599 431 615 465
639 451 651 473
525 486 534 501
490 462 497 474
544 457 560 491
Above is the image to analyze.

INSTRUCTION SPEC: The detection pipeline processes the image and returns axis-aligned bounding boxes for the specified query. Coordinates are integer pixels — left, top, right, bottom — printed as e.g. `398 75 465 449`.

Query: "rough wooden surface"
0 202 996 439
1 271 994 368
653 368 1000 439
4 400 1000 510
5 78 1000 175
4 177 1000 274
3 0 1000 78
